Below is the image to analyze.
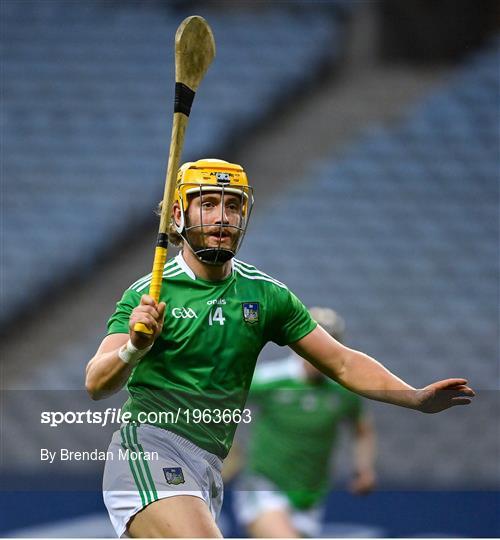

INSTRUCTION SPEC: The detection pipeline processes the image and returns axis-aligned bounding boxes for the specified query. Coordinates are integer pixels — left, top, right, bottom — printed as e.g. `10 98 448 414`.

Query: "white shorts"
103 423 223 538
233 473 322 538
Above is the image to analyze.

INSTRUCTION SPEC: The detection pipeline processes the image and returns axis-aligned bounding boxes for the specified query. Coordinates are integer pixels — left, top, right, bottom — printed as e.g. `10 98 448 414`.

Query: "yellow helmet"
175 158 252 214
173 158 254 264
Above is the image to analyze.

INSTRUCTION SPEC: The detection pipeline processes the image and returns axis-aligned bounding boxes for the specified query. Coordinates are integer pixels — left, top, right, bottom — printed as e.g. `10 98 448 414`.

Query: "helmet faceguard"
173 159 254 265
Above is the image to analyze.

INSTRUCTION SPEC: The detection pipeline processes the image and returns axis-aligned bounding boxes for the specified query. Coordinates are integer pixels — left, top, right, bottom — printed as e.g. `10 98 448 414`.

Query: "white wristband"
118 340 152 367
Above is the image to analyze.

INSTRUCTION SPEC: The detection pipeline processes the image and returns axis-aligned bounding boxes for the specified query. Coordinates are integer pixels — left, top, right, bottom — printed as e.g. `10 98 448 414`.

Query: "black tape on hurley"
157 233 169 248
174 82 195 116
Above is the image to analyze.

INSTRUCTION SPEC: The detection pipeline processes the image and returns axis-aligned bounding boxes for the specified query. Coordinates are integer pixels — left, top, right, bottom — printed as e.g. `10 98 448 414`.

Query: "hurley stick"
134 16 216 335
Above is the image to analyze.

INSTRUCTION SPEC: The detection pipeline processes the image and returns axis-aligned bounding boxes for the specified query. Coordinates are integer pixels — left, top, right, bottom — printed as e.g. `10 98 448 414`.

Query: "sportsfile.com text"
40 408 252 428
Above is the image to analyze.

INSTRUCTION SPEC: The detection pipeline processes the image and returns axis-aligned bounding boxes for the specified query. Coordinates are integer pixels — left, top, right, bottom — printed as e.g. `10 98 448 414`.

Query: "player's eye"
227 202 240 212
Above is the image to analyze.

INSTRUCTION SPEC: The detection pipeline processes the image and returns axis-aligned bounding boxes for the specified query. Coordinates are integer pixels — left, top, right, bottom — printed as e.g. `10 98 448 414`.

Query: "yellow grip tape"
132 246 168 335
149 246 168 303
133 322 153 335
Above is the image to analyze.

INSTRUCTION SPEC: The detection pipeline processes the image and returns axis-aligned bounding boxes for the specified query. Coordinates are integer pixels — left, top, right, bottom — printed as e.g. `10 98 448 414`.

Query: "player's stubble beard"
184 220 241 266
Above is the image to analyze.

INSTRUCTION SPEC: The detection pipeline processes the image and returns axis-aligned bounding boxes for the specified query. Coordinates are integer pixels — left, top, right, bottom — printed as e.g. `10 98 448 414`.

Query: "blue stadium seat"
2 2 342 317
240 38 498 389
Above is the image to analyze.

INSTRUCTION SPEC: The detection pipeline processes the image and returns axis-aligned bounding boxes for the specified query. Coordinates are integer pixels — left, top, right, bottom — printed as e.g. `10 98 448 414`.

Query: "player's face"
186 191 244 251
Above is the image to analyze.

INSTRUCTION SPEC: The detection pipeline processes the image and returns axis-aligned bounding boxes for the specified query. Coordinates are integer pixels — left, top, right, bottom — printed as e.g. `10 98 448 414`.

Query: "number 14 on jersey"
208 307 226 326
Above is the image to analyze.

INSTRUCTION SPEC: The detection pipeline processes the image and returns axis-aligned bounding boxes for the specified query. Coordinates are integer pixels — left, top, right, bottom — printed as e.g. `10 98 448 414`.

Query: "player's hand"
349 470 376 495
129 295 166 350
415 379 475 413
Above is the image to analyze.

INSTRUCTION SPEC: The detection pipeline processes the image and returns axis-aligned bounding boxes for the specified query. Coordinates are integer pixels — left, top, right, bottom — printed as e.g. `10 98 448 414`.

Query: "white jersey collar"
175 252 196 280
175 252 234 281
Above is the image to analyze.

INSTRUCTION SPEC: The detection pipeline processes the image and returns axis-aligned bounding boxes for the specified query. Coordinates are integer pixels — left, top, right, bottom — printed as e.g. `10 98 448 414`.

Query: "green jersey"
247 356 363 509
107 253 316 458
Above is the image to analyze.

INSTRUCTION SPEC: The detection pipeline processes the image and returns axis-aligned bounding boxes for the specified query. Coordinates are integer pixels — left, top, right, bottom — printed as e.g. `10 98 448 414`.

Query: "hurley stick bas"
134 16 216 335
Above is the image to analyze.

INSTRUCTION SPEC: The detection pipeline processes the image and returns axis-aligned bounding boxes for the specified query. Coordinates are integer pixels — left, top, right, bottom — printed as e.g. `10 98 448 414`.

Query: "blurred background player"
230 308 376 538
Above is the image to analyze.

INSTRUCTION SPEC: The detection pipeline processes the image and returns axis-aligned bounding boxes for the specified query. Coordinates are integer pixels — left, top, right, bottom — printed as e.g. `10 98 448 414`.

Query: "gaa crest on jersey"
242 302 259 324
163 467 185 485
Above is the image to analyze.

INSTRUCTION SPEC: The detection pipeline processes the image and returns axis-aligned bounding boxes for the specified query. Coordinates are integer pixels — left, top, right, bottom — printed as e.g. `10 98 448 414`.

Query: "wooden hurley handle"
133 16 216 336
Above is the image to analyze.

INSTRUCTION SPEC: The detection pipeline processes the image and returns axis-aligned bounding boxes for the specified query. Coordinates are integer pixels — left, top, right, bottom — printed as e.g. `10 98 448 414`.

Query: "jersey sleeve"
268 287 317 346
107 288 141 335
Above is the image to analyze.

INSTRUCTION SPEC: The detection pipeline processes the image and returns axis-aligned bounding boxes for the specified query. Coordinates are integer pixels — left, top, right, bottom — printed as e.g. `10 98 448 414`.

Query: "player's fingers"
133 314 158 331
140 294 157 307
136 305 161 320
152 304 166 338
449 397 472 406
450 385 475 397
445 390 474 401
158 303 166 330
434 378 468 390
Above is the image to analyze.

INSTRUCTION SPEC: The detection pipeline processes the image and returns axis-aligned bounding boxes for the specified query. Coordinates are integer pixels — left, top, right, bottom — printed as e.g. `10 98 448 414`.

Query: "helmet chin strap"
181 234 235 266
193 246 235 265
177 209 236 266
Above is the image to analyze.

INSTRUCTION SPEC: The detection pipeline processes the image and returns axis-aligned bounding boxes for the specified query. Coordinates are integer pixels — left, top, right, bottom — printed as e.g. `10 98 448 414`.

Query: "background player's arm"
85 295 165 400
349 414 376 495
290 325 474 412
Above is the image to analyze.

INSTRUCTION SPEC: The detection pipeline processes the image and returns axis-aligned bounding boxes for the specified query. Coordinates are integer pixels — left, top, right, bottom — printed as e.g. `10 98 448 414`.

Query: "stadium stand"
240 39 498 386
1 0 342 324
2 29 497 482
238 37 499 485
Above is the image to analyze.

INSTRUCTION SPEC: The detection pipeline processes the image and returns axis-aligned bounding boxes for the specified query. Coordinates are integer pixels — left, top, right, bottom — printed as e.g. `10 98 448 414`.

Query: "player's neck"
181 247 232 281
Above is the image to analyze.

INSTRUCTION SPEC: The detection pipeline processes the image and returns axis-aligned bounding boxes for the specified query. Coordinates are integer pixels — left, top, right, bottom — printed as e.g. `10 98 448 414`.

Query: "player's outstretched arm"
290 326 474 413
85 295 165 400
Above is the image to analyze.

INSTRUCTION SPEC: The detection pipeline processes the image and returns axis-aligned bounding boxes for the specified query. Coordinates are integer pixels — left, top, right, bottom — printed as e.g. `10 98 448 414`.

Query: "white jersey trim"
128 259 178 291
175 251 236 281
130 255 281 291
175 252 197 280
233 261 287 289
233 260 287 288
129 251 209 292
134 267 184 293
